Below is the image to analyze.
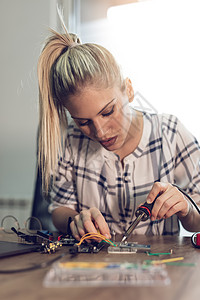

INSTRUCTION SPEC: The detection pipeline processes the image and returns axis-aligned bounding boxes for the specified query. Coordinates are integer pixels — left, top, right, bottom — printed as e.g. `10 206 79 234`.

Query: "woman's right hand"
70 207 111 241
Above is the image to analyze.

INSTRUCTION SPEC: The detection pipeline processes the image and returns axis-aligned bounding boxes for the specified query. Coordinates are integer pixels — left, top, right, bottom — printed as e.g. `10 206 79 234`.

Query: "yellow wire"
76 232 116 247
76 233 108 245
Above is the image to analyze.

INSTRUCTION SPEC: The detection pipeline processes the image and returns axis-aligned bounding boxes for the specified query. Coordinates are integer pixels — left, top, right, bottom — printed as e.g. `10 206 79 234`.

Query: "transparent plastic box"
43 261 171 287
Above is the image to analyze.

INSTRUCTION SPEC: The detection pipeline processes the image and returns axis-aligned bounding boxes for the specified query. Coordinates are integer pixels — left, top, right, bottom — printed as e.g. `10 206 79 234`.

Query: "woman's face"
64 80 134 153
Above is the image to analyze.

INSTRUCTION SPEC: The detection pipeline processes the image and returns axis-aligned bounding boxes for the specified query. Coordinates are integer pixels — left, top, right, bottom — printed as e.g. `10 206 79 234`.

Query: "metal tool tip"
121 236 127 243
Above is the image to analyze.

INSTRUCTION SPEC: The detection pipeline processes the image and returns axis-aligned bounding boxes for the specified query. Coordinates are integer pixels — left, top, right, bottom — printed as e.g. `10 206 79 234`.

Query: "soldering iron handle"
135 194 159 221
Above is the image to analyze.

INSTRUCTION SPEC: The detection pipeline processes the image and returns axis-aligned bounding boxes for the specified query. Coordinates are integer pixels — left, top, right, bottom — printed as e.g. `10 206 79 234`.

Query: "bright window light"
107 0 200 142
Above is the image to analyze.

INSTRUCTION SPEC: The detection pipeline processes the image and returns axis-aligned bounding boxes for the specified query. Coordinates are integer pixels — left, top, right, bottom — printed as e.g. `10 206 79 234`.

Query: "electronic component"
58 235 77 246
107 242 151 254
66 231 115 254
11 227 53 244
10 226 61 254
69 241 105 254
40 241 62 254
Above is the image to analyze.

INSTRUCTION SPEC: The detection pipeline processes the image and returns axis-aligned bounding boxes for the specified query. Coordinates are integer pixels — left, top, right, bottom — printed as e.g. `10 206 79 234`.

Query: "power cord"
0 252 66 274
172 184 200 214
172 184 200 249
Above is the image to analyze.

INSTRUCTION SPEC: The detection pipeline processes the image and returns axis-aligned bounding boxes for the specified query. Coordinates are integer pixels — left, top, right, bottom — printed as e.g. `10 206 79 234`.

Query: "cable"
172 184 200 214
0 253 66 274
76 232 117 247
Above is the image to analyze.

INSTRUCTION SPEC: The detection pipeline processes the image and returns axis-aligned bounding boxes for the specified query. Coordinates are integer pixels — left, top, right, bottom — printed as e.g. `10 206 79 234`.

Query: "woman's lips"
100 136 117 148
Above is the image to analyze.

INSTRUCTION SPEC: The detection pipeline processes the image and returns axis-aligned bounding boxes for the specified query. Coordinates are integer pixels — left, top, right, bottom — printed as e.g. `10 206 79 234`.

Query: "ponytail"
37 29 79 193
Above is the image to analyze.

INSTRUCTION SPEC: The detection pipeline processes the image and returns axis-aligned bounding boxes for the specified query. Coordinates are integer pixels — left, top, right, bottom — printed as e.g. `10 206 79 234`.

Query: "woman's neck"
115 110 143 162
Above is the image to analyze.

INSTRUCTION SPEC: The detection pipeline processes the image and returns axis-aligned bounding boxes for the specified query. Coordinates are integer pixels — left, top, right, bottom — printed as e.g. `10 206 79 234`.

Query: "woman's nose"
93 119 108 139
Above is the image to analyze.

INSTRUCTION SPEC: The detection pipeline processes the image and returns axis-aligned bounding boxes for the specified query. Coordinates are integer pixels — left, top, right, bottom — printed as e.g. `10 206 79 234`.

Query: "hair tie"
68 42 78 49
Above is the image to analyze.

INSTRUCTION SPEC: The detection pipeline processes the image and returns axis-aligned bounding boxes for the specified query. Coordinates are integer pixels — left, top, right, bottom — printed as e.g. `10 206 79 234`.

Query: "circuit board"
69 241 105 254
107 242 151 254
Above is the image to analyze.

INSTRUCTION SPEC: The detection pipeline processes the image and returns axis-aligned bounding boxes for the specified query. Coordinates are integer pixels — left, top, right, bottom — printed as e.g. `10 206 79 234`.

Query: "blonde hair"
37 28 125 192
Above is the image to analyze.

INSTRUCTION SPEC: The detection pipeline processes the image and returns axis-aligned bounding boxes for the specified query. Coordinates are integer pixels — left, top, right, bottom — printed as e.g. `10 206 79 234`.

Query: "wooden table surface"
0 233 199 300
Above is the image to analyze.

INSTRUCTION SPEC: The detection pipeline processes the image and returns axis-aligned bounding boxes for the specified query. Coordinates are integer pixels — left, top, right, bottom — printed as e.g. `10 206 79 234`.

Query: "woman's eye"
78 120 91 127
77 104 115 126
102 105 115 117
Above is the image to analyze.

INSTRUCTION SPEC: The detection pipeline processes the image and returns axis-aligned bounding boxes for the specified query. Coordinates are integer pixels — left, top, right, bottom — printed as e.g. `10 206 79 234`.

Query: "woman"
37 27 200 241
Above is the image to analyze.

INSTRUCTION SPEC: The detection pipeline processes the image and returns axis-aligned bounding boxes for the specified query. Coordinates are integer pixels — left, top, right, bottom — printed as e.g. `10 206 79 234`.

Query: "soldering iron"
121 197 158 243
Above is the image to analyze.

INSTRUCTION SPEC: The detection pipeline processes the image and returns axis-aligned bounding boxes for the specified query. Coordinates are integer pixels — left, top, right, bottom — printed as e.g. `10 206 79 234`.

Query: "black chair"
31 166 56 232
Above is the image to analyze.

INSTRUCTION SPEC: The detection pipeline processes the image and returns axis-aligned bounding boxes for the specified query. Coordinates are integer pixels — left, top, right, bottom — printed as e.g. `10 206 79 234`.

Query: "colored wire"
76 232 117 247
144 256 184 265
76 232 116 246
146 251 172 256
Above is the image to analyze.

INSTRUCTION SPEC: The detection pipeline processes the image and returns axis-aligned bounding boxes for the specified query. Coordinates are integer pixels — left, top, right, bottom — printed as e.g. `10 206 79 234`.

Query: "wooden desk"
0 234 199 300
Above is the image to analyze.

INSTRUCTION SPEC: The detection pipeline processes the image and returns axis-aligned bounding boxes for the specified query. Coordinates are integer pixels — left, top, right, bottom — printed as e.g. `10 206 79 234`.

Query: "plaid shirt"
49 112 200 235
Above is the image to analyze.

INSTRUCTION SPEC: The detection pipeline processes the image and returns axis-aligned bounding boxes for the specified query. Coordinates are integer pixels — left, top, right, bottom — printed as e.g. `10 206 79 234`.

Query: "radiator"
0 198 32 229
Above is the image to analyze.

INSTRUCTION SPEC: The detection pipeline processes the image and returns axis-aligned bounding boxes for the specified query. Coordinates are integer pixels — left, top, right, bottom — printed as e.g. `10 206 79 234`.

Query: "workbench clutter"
42 232 195 288
0 215 61 255
0 214 198 283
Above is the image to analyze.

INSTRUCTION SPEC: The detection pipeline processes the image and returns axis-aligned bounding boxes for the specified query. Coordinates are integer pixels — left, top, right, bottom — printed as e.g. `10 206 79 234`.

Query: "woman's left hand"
146 182 190 221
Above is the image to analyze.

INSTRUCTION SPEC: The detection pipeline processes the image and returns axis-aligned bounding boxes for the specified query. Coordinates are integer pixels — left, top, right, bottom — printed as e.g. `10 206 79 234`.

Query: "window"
107 0 200 142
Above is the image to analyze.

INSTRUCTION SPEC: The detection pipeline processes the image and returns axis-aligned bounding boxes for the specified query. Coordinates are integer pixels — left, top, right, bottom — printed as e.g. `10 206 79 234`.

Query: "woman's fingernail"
146 198 151 204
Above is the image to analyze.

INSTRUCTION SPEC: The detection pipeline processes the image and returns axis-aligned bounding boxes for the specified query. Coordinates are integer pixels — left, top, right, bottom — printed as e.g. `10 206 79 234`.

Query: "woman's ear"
125 77 134 103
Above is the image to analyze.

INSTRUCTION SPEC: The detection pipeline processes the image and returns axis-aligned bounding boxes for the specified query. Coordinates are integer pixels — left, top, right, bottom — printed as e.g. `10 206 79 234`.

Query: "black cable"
0 252 66 274
172 184 200 214
173 184 200 248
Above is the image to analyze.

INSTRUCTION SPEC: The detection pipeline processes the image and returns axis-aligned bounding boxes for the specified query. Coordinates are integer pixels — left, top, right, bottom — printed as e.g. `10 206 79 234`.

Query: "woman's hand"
146 182 190 221
70 207 111 241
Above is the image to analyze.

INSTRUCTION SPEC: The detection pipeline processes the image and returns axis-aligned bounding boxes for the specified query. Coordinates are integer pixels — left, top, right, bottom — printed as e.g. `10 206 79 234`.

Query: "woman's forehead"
64 85 122 119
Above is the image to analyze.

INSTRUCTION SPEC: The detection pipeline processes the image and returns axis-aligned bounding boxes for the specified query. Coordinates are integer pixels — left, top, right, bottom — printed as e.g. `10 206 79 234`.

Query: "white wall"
80 0 200 144
107 0 200 142
0 0 57 204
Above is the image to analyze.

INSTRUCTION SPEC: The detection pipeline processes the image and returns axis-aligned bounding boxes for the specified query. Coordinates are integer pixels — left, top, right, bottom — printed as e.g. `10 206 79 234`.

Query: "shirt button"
124 175 129 182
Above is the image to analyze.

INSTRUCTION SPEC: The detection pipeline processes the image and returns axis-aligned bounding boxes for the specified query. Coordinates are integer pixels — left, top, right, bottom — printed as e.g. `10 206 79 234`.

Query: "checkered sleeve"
157 114 200 235
174 117 200 203
48 132 78 213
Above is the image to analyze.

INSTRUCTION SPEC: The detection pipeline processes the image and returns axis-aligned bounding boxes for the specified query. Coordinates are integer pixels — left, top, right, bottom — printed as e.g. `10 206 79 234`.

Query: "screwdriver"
121 196 158 243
